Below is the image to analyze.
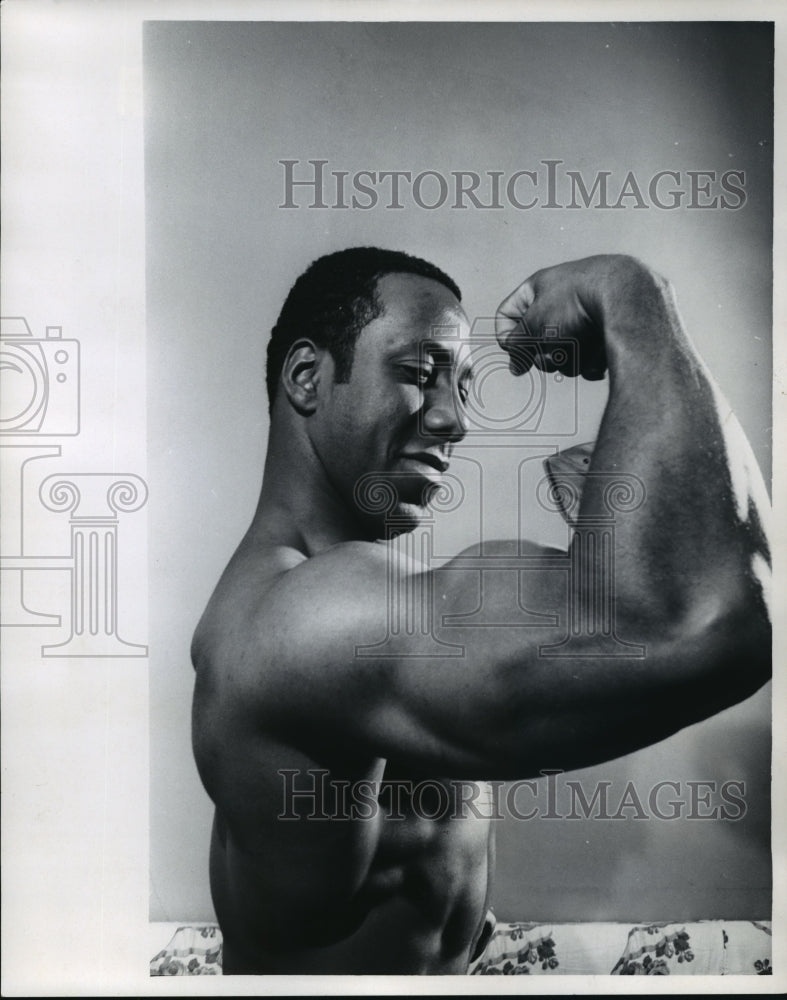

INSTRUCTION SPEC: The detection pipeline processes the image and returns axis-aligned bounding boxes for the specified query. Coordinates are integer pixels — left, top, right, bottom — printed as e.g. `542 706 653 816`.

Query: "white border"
1 0 784 995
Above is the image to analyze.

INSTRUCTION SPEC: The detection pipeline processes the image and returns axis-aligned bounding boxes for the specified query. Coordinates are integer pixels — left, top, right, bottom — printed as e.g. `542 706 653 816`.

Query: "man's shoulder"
191 538 400 675
262 536 437 598
252 538 402 600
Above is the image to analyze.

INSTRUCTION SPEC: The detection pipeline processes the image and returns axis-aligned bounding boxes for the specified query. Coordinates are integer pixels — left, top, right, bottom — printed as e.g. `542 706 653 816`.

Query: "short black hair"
266 246 461 412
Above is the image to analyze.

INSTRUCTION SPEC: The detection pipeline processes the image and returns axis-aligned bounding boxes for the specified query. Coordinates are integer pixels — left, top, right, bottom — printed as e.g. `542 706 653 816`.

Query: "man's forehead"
373 272 470 344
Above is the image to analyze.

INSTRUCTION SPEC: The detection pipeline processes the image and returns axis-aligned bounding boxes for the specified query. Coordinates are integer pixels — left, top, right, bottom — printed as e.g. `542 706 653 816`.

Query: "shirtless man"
191 247 771 974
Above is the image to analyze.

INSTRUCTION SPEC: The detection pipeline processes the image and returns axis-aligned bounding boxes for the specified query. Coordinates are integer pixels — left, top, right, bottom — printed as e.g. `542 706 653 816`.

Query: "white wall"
146 21 773 922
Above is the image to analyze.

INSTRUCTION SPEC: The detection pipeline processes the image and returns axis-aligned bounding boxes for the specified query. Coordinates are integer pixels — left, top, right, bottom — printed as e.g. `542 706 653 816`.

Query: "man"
191 247 771 974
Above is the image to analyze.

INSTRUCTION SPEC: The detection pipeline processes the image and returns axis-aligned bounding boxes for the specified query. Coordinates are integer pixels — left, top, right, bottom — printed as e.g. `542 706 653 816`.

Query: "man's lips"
399 451 449 474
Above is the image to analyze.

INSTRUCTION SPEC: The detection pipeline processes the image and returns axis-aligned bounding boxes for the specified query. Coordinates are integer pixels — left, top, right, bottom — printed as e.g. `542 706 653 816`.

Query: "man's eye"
403 366 433 386
458 377 473 405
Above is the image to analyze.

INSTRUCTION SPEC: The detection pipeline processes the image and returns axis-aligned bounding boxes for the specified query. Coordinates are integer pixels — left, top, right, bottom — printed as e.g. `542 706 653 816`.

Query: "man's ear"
281 339 323 415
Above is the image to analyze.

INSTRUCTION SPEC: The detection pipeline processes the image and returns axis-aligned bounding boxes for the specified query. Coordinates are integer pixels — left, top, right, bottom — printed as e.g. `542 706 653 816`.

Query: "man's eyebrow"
424 344 475 380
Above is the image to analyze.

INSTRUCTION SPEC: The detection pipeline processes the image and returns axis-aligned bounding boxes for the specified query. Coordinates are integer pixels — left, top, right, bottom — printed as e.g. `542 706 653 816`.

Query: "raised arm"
196 256 771 781
496 254 771 631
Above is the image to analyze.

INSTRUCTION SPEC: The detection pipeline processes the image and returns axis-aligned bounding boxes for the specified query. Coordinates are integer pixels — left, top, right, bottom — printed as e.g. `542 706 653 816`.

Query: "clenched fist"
495 254 667 381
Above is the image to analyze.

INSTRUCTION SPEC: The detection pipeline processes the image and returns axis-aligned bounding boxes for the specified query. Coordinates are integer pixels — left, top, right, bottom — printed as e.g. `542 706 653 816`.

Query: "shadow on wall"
493 689 771 923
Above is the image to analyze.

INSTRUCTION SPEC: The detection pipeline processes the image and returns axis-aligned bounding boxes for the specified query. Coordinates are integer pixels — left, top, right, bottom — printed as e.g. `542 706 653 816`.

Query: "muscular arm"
535 256 770 629
195 256 770 782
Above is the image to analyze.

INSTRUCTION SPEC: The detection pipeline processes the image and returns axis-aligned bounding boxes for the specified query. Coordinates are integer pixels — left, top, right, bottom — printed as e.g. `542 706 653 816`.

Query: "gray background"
146 21 773 923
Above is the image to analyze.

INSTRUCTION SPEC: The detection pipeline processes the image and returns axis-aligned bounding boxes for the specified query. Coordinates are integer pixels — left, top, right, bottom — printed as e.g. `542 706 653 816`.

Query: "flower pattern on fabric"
150 926 223 976
472 925 559 975
627 954 670 975
150 920 771 975
613 926 695 975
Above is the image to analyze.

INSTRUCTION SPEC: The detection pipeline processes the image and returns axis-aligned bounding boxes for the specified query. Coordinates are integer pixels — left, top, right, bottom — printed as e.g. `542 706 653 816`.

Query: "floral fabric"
150 925 222 976
149 919 772 976
611 920 773 976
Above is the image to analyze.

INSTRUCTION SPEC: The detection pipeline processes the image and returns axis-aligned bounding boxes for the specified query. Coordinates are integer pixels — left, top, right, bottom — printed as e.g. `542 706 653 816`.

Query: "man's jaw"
351 449 454 539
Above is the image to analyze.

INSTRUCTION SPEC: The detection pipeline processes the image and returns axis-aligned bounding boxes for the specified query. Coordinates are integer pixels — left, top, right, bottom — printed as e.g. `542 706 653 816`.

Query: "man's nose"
422 391 468 442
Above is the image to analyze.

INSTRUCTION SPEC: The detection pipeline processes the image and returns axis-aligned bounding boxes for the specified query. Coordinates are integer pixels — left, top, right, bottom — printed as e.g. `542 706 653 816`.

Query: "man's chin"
355 500 428 540
352 472 440 537
397 472 443 506
386 501 428 537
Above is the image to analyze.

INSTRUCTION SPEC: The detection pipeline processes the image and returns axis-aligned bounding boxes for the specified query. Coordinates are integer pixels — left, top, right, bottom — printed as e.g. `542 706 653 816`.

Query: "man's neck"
250 418 374 557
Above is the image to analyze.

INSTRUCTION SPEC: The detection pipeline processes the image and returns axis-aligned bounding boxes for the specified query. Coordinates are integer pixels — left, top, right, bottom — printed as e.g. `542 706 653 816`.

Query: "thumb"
495 279 535 348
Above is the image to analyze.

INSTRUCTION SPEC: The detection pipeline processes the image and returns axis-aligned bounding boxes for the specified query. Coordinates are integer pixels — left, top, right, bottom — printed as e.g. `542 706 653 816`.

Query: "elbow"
717 553 772 688
720 600 770 691
733 582 772 693
665 587 772 715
